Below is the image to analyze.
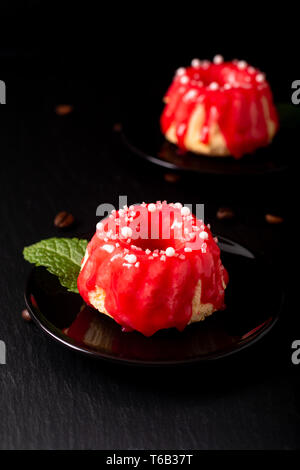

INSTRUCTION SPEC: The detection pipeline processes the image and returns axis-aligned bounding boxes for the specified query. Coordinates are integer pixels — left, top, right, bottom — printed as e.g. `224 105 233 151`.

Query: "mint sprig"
23 237 88 293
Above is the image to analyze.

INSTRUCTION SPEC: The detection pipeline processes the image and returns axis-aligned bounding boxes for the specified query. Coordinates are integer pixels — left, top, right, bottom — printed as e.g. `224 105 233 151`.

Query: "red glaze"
161 60 279 158
63 306 96 344
77 202 228 336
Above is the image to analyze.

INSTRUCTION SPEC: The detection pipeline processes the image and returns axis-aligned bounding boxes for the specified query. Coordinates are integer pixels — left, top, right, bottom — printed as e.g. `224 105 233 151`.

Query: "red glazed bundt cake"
161 56 279 159
77 202 228 336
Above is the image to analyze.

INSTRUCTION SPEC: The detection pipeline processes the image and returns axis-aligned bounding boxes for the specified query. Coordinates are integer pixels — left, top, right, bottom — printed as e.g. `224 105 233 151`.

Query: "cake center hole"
132 237 184 252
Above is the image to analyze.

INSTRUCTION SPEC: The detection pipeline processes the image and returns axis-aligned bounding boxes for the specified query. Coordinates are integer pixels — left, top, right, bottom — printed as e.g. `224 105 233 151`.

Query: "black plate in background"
120 102 296 176
24 237 284 366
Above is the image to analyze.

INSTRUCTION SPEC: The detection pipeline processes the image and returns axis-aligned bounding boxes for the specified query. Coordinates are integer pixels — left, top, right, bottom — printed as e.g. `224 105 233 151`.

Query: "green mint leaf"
23 238 88 293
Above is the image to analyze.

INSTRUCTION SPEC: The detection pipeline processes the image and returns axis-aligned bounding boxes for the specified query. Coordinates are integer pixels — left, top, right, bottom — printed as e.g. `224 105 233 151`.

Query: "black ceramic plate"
119 102 295 176
24 237 283 366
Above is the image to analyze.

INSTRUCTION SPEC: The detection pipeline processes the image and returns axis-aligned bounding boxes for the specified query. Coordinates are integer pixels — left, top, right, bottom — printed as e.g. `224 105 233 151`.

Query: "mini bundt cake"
161 56 279 158
77 202 228 336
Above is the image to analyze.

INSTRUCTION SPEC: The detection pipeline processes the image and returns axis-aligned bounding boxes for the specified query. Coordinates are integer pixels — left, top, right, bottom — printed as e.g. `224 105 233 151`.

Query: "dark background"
0 4 298 450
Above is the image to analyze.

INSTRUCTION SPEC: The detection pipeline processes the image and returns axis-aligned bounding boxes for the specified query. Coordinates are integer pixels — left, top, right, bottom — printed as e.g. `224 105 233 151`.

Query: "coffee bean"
22 309 32 322
216 207 235 220
164 173 180 183
54 211 75 228
265 214 284 224
55 104 73 116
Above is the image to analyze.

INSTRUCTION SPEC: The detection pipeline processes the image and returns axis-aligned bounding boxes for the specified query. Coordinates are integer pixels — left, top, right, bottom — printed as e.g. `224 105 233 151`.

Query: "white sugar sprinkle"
176 67 186 76
200 231 208 240
181 206 191 216
237 60 247 70
148 203 156 212
191 58 201 68
121 226 133 238
174 202 182 209
135 262 140 268
102 244 115 254
96 222 103 230
213 54 224 65
124 254 137 264
256 73 265 83
209 82 219 90
184 247 192 252
166 247 175 257
180 76 189 84
145 249 151 255
123 263 132 268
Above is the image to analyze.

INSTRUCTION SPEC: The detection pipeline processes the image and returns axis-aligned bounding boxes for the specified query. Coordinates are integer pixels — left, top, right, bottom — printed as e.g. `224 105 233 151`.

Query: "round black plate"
120 102 294 176
24 237 283 366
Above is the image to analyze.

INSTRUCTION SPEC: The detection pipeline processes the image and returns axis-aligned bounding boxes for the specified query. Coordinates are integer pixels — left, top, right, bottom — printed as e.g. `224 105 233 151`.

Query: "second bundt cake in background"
161 56 279 159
